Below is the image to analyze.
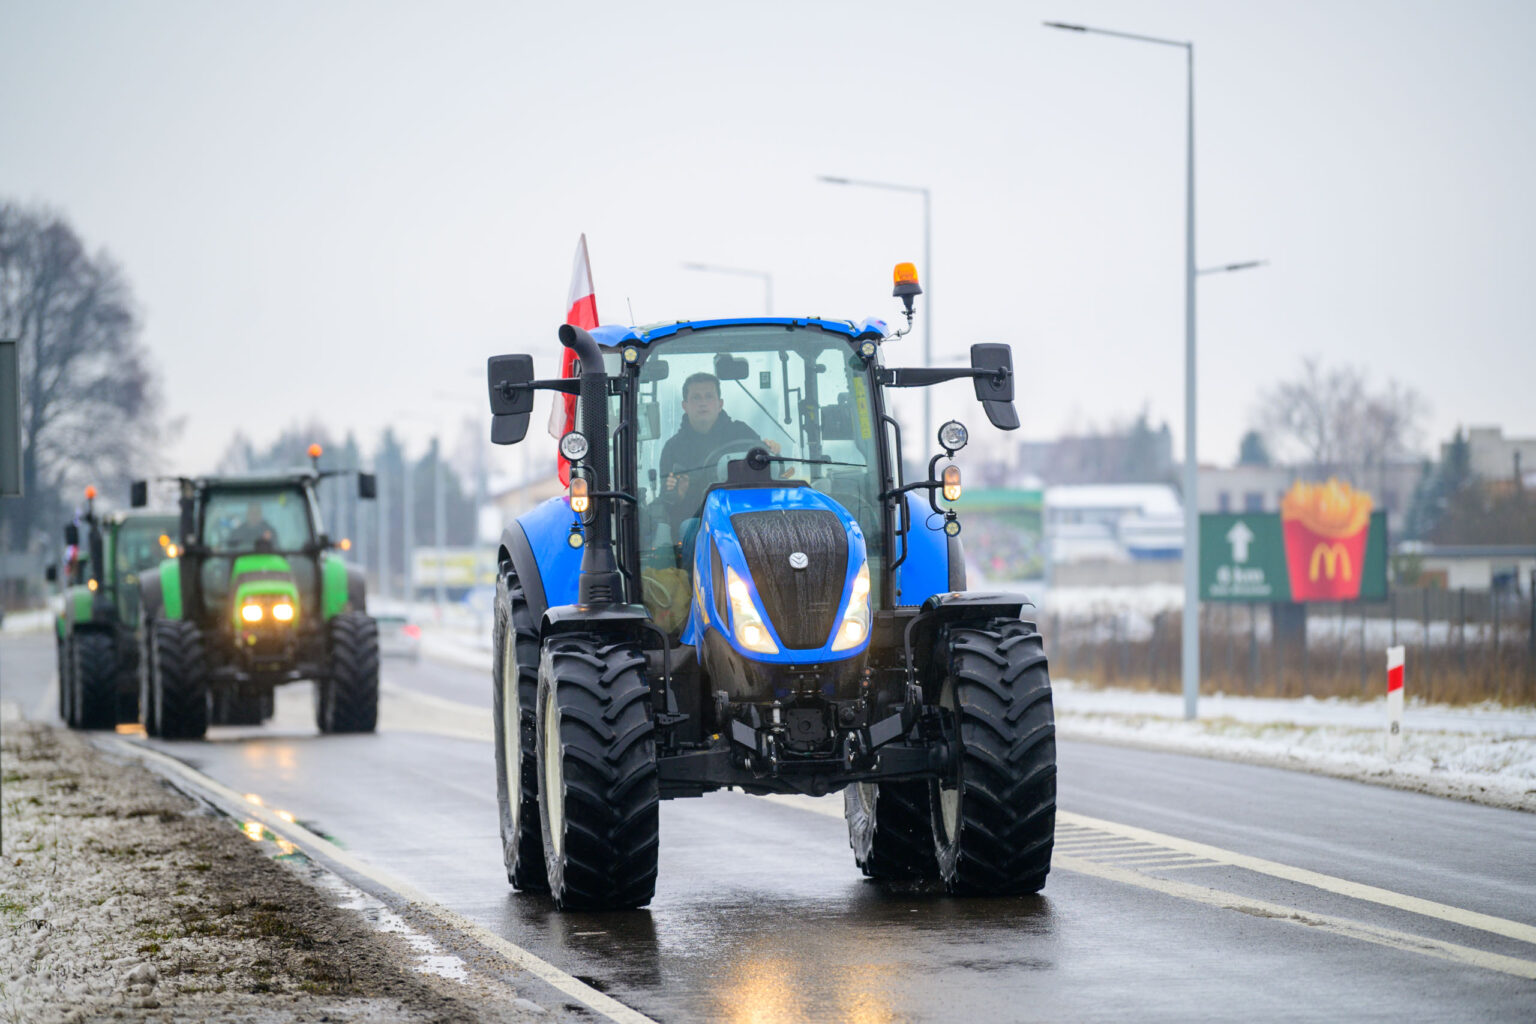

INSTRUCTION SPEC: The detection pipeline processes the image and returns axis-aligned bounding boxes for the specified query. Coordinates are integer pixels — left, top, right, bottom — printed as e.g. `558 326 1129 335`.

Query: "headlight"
831 562 872 651
726 568 779 654
241 603 264 623
271 602 294 622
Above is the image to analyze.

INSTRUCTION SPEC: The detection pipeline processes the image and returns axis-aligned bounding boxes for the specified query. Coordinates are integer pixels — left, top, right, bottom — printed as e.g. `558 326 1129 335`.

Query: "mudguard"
894 492 963 608
501 496 584 625
140 560 184 621
903 590 1037 696
318 554 367 618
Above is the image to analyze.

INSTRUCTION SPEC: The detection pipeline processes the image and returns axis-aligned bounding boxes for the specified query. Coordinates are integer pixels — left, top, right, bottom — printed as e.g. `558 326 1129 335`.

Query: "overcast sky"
3 0 1533 481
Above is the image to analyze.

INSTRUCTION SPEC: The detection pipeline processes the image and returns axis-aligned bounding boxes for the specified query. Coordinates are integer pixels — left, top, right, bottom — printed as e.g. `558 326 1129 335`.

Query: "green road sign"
1200 510 1387 603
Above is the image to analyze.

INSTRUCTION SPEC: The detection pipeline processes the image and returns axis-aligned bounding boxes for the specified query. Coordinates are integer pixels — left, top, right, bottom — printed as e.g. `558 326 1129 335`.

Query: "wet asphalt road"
4 630 1534 1022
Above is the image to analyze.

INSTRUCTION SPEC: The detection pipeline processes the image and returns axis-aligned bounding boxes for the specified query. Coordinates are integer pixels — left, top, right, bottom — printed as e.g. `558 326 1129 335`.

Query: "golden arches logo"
1309 542 1352 582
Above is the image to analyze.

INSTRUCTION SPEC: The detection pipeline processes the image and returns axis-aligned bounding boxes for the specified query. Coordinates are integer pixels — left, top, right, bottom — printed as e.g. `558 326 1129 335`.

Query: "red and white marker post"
1386 645 1405 758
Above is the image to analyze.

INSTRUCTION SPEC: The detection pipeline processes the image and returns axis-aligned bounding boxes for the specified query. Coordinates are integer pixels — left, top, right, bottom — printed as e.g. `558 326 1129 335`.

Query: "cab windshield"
631 324 885 608
201 486 315 553
115 519 176 577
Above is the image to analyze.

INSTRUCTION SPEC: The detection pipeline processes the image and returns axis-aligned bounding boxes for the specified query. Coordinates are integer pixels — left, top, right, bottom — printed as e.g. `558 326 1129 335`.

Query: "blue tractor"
486 267 1054 909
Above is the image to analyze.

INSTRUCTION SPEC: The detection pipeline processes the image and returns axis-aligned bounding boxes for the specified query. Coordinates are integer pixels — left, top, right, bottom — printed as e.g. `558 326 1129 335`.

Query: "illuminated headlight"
726 568 779 654
271 602 294 622
831 562 872 651
241 603 264 623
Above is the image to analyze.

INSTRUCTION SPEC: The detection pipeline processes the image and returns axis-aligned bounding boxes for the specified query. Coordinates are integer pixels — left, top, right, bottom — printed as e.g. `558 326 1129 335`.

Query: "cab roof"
588 316 889 349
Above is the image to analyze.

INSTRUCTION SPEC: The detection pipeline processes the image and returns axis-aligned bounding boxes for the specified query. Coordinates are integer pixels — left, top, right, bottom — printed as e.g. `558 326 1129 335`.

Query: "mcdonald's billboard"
1200 480 1387 603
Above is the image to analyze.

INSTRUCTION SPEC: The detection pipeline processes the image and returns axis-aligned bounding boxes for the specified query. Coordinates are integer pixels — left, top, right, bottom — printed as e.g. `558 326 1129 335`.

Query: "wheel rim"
939 678 960 842
543 685 564 860
502 622 521 838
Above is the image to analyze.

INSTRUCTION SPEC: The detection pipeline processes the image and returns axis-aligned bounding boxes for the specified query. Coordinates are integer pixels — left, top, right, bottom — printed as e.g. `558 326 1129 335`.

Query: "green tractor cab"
130 453 379 739
486 265 1055 909
51 486 178 729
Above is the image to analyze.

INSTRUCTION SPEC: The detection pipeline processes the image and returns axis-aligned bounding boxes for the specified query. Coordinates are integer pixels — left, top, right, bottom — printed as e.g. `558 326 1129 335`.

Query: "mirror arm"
495 377 581 403
881 366 1009 388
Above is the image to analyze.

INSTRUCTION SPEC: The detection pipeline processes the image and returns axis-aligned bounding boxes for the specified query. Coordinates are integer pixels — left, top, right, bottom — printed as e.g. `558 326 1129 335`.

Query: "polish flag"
550 234 599 485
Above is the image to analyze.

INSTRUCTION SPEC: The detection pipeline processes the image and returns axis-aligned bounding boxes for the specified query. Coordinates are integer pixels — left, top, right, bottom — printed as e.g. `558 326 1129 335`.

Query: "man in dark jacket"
658 372 780 528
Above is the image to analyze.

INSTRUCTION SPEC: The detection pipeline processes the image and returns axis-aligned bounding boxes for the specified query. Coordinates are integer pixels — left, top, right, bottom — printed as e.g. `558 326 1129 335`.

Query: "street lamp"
818 174 933 450
682 262 774 315
1044 19 1203 719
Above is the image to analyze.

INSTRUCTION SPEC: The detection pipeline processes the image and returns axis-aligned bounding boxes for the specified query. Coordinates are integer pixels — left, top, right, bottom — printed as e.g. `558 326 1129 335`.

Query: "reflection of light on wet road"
275 809 295 823
719 953 896 1024
244 792 264 806
241 820 266 842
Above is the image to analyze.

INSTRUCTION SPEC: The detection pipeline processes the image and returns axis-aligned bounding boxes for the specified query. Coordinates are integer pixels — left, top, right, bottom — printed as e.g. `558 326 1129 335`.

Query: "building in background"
1450 426 1536 482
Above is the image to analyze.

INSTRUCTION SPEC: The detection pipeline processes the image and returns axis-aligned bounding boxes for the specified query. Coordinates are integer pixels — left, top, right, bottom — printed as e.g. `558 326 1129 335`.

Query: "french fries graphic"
1280 478 1374 601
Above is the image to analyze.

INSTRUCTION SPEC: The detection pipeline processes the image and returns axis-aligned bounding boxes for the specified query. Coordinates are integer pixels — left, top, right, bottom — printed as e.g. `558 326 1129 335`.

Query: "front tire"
153 620 208 740
931 620 1056 895
845 780 940 880
71 631 118 730
317 612 379 734
536 635 659 910
493 572 546 891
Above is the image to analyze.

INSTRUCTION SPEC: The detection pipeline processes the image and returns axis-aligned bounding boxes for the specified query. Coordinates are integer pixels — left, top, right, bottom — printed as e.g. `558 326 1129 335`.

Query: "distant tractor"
486 263 1055 909
51 486 178 729
131 449 379 739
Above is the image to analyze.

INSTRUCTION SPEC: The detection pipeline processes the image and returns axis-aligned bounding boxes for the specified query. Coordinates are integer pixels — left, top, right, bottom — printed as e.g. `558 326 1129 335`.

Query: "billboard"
958 488 1045 585
1201 479 1387 603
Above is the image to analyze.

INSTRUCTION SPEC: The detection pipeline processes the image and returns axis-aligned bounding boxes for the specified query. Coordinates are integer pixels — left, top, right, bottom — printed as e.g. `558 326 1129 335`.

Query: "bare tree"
0 202 164 555
1253 357 1424 482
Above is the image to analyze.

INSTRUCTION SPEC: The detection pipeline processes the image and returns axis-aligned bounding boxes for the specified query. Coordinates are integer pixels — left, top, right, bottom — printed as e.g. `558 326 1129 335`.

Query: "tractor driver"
658 372 781 527
224 501 278 551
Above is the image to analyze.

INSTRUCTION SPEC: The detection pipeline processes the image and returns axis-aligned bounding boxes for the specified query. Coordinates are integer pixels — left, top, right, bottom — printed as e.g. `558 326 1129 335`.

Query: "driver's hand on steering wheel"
761 438 782 455
667 473 689 498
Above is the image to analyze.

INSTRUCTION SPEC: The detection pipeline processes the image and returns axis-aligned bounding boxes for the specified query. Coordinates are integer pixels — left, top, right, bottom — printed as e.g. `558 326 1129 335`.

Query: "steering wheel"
699 439 765 479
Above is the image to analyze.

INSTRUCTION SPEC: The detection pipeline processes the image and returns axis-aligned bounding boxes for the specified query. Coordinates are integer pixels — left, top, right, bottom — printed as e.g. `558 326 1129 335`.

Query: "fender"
319 554 366 618
541 603 654 643
903 590 1036 695
501 496 584 626
894 492 965 608
141 560 184 621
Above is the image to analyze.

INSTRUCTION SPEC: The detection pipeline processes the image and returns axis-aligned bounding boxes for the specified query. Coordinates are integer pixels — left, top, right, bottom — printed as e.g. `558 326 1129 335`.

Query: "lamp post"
1044 20 1203 718
681 262 774 315
818 174 933 449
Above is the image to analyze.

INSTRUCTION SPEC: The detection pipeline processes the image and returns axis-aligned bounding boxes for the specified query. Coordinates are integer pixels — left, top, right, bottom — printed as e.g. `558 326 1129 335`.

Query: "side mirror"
45 565 58 584
970 343 1019 431
487 354 535 445
714 353 750 382
130 480 148 508
358 473 377 500
64 523 79 547
639 357 670 382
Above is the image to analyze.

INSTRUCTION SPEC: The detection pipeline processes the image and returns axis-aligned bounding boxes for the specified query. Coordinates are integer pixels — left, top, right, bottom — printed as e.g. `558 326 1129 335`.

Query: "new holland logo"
788 552 809 570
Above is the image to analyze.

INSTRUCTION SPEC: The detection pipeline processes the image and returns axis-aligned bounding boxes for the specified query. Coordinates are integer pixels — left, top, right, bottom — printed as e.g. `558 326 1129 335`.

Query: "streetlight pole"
818 175 933 450
1044 20 1202 719
681 262 775 315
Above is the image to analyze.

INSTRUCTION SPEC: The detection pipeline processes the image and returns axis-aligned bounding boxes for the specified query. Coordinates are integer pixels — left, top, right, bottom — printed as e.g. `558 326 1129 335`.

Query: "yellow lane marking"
1059 811 1536 947
1058 855 1536 981
762 793 1536 977
108 738 659 1024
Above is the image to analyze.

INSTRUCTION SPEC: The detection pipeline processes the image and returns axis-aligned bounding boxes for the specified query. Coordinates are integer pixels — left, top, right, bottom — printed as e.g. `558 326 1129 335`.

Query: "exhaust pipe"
559 324 622 606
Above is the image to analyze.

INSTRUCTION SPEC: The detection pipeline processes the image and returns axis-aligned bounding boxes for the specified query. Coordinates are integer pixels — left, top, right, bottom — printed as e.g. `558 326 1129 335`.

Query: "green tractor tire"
493 572 547 891
930 620 1056 896
535 635 659 911
152 620 209 741
71 631 119 731
315 611 379 734
845 779 941 881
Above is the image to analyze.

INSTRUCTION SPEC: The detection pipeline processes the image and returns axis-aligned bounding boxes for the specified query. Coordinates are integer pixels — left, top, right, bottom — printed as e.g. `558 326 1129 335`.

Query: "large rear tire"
138 621 159 736
845 780 940 880
317 612 379 734
57 634 74 726
71 630 118 730
153 620 208 741
930 620 1056 895
536 635 659 910
493 572 547 891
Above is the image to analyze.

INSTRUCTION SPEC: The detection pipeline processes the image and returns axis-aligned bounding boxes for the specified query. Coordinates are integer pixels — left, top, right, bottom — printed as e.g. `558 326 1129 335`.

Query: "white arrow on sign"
1227 521 1255 564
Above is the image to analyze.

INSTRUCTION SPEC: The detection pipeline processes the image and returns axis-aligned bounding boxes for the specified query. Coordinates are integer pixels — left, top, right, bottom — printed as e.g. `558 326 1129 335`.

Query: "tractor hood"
683 485 870 663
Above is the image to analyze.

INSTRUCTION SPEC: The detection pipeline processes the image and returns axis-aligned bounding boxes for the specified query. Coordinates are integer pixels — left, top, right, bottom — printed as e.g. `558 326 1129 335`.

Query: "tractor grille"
730 509 847 650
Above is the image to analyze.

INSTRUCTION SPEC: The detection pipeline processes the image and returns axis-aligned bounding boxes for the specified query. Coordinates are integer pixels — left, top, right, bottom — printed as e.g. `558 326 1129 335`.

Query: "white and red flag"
550 234 599 485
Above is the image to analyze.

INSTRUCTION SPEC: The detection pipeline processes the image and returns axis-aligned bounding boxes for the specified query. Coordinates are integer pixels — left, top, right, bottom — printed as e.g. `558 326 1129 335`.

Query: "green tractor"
130 451 379 739
50 486 178 729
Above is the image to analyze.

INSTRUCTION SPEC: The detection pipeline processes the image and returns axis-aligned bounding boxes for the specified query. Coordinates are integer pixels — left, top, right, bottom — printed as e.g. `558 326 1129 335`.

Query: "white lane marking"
1059 810 1536 947
1058 855 1536 981
761 792 1536 976
105 738 659 1024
